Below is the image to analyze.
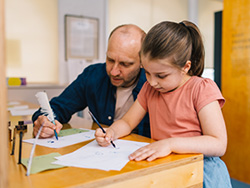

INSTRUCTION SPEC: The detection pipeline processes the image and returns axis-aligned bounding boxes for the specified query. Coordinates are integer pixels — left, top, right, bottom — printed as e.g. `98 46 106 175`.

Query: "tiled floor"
231 179 250 188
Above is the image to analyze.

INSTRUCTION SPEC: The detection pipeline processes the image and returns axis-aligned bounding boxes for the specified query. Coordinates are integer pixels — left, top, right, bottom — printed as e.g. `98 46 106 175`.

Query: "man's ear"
139 52 143 68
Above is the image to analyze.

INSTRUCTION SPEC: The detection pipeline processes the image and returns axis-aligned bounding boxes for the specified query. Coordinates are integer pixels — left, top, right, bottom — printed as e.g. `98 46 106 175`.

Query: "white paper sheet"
8 101 21 106
8 105 29 111
52 139 149 171
10 108 37 116
23 128 95 148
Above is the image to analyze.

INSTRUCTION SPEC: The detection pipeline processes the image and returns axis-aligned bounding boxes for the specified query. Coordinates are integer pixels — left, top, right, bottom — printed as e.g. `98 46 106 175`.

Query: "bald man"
32 24 150 138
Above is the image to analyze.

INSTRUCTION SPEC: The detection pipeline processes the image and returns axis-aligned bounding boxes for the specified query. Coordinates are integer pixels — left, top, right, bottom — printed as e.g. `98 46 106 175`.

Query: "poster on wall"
65 15 99 61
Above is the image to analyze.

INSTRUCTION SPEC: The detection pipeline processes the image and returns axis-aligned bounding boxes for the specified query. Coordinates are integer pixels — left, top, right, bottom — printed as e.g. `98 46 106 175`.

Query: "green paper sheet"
22 152 65 174
58 128 89 137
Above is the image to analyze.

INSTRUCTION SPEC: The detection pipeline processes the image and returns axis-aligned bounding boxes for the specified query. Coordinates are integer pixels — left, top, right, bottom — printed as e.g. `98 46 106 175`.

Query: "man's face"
106 33 141 88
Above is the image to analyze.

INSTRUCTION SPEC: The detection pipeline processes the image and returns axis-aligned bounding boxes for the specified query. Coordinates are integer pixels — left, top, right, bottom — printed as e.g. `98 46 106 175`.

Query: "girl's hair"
141 20 205 76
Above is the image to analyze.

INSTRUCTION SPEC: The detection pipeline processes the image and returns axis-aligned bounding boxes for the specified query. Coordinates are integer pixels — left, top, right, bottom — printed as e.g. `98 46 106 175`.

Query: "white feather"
35 92 55 122
27 91 54 176
26 124 43 176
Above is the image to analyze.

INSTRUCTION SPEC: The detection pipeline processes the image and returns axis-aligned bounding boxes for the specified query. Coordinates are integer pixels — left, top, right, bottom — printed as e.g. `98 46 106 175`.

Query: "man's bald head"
108 24 146 45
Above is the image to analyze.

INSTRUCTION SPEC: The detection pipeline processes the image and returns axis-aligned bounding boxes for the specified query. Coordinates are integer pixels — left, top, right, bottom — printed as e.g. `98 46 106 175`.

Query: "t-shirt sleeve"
137 82 150 112
194 78 225 112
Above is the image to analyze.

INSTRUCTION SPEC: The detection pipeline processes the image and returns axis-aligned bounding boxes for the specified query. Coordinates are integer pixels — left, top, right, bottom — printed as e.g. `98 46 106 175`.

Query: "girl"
95 21 232 187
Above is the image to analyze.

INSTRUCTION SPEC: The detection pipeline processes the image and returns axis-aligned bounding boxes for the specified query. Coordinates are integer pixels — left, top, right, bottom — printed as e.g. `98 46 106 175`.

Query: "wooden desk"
8 108 203 188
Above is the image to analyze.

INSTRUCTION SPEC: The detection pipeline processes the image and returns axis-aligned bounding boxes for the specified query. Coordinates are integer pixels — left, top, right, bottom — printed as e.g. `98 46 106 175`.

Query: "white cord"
26 125 43 176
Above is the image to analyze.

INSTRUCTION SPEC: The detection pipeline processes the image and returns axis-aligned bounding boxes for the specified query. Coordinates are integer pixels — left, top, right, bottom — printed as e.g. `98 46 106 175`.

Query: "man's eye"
107 58 115 63
120 62 130 67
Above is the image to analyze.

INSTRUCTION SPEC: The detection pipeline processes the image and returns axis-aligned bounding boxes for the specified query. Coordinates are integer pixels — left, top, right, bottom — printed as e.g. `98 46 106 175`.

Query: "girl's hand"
95 128 115 147
129 139 172 161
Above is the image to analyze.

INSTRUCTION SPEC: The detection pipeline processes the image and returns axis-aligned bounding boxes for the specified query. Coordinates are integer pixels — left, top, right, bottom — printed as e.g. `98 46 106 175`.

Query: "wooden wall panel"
221 0 250 184
0 0 8 187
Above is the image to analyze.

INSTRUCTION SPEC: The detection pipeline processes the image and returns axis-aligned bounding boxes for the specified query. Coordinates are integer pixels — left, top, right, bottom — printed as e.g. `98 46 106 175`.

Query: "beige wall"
199 0 223 68
108 0 223 68
5 0 58 83
108 0 188 33
5 0 223 84
5 0 107 85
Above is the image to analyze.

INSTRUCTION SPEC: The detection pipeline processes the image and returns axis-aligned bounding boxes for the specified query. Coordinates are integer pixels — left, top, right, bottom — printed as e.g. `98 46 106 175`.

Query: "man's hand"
33 115 63 138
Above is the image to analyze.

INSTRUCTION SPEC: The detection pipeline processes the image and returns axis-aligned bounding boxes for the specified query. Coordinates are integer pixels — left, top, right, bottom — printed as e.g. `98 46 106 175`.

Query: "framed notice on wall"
65 15 99 61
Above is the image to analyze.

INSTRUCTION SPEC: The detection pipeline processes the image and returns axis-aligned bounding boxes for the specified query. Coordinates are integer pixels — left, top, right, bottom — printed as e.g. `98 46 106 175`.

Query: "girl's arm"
129 100 227 161
170 100 227 156
95 100 147 146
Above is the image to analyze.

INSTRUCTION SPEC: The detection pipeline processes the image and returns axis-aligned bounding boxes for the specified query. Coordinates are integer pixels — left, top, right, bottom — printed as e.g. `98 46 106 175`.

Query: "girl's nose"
110 63 121 76
148 76 158 87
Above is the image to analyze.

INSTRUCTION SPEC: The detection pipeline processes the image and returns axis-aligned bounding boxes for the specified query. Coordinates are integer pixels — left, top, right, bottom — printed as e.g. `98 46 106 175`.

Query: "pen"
52 120 58 140
88 111 116 148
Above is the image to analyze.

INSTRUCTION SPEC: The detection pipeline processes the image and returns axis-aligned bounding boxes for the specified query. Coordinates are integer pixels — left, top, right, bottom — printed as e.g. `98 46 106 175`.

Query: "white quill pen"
26 91 58 176
35 91 56 124
36 92 58 140
35 91 58 139
26 123 43 176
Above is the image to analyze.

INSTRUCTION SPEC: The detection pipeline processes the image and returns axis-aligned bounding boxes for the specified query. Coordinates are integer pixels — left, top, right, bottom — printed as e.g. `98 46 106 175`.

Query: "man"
32 24 150 138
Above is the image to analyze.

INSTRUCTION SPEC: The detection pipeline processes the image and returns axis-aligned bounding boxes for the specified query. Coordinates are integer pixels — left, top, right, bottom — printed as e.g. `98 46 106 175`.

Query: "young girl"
95 20 232 187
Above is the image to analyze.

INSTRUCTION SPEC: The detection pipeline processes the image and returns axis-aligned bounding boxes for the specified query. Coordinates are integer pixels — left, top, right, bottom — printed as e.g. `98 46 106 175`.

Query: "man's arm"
32 65 93 138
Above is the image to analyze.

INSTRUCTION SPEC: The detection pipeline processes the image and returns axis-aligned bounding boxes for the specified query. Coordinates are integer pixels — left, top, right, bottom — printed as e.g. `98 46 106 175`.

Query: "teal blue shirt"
32 63 150 137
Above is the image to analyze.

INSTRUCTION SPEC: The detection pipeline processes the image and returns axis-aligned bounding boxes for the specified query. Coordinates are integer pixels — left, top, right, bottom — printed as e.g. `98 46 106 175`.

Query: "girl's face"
141 55 191 93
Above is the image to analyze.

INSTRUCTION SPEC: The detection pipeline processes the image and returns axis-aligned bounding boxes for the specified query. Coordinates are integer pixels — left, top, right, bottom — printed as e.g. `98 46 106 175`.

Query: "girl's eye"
158 75 167 79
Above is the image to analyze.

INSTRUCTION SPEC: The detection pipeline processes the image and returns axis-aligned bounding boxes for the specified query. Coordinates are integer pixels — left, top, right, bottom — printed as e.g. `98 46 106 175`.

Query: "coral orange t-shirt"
137 76 225 140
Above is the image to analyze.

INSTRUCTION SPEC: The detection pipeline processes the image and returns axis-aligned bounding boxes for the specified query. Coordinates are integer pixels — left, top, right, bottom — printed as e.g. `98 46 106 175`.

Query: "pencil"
88 111 116 148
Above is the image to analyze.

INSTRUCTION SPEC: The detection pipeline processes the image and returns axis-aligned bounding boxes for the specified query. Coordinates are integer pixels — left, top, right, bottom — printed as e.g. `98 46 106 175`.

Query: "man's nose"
110 63 121 76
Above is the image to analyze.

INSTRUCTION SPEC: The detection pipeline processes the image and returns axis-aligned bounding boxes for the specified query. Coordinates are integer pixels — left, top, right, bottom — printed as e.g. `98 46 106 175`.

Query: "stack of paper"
52 139 149 171
8 102 37 116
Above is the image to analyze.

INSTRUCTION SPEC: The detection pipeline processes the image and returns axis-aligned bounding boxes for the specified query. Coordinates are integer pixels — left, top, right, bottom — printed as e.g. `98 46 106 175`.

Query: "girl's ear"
183 60 191 73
